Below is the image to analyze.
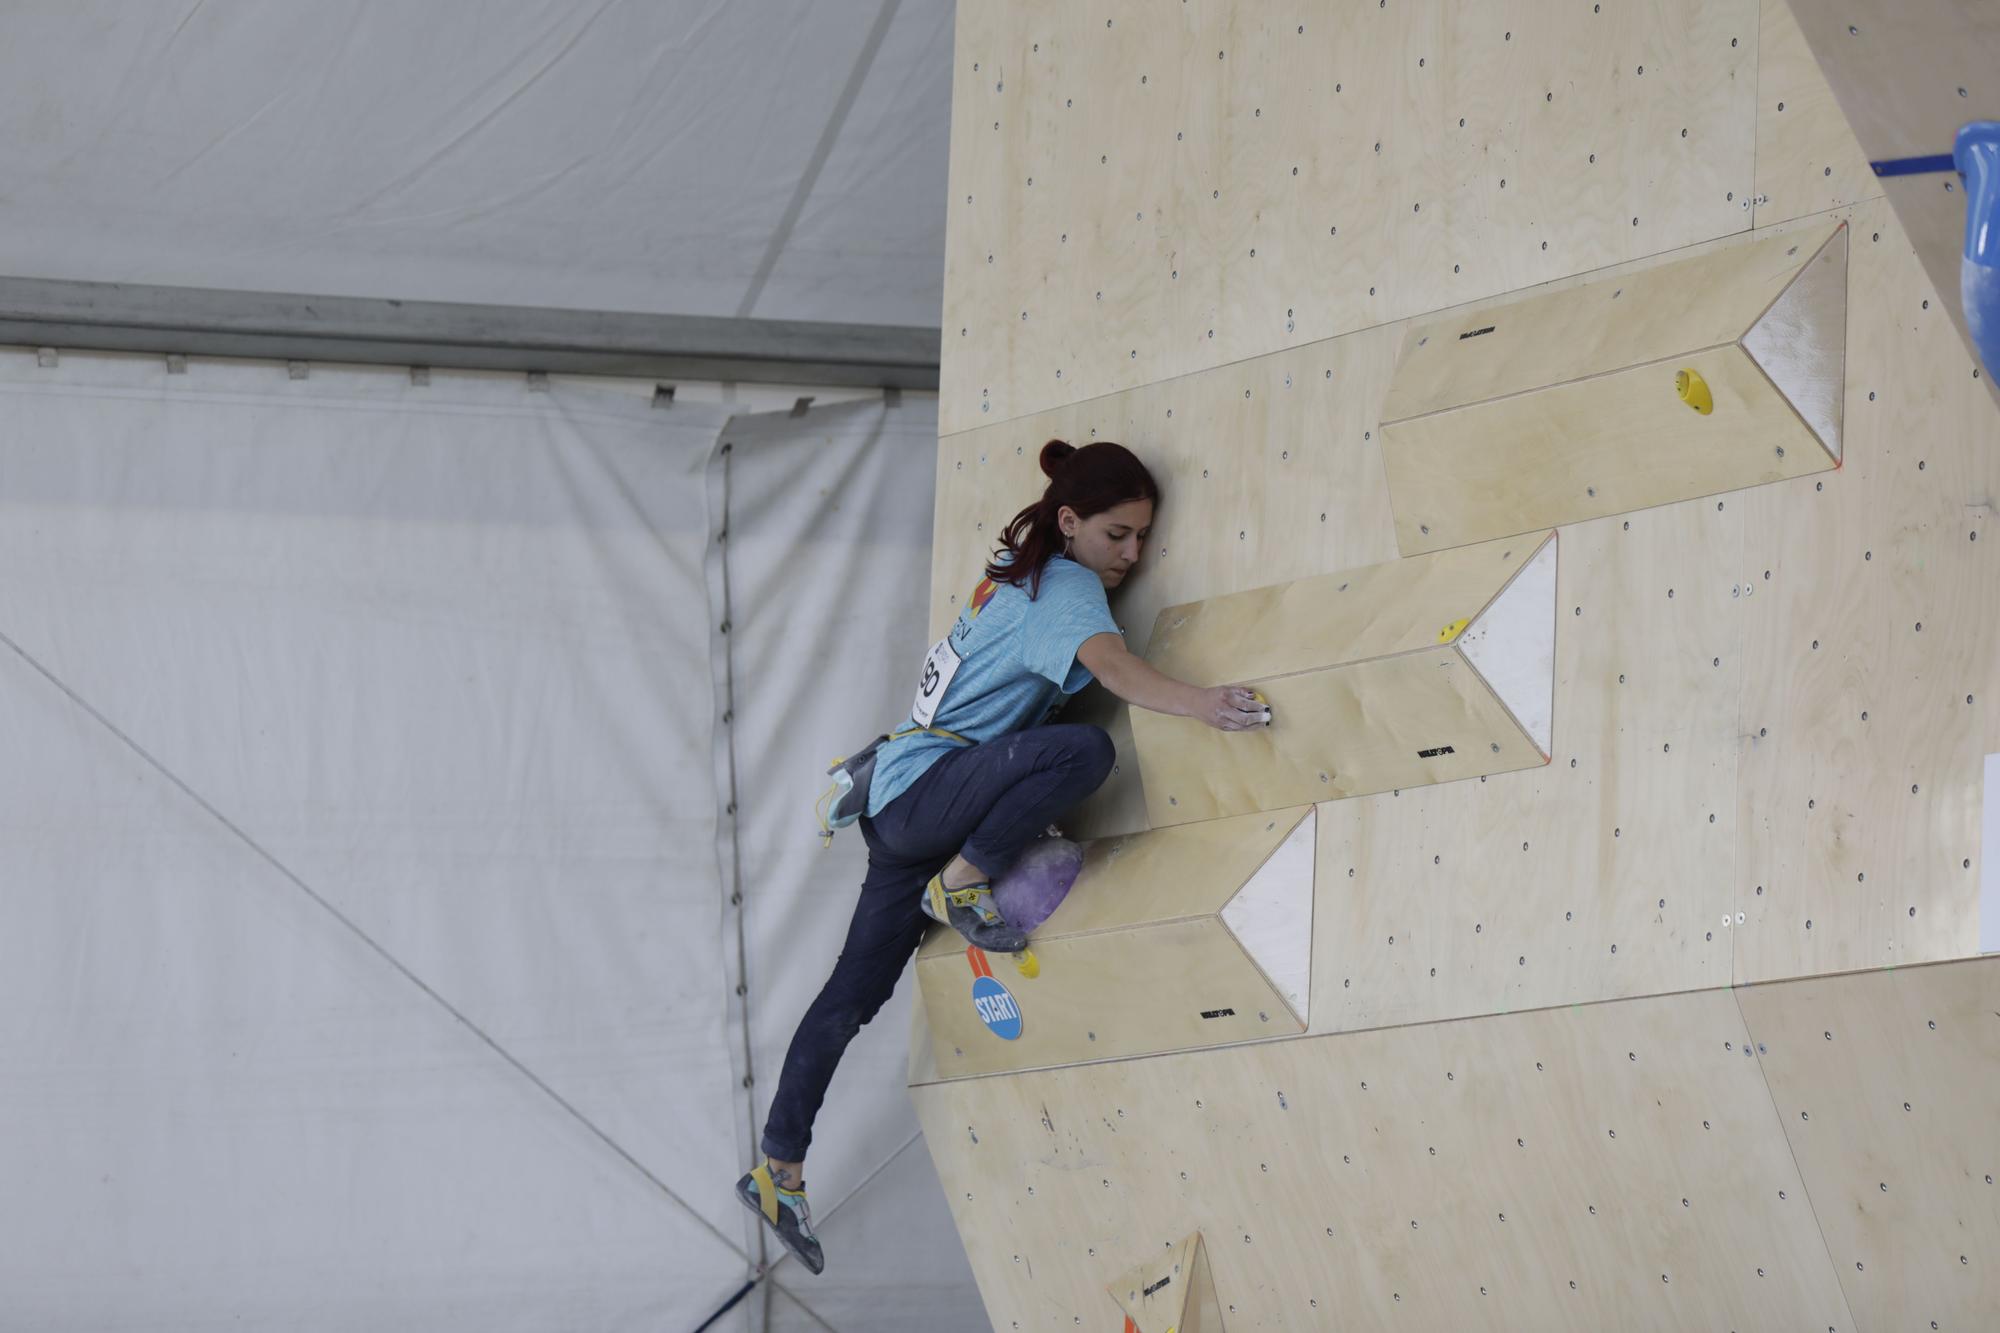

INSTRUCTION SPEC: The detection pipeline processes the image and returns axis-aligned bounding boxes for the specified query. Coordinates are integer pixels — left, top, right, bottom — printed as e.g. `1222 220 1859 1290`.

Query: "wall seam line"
1733 983 1863 1330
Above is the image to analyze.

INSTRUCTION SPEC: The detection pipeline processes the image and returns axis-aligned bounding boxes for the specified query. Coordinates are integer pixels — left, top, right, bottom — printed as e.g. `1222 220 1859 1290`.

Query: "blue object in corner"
1957 121 2000 380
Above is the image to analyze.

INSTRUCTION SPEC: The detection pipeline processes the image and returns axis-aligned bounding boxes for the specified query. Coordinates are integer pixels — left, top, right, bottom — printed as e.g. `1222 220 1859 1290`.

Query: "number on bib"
910 637 962 727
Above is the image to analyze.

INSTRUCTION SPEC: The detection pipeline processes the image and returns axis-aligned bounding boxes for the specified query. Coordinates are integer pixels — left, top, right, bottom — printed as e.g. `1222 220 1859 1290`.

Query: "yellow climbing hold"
1675 367 1714 415
1437 618 1470 644
1013 947 1040 979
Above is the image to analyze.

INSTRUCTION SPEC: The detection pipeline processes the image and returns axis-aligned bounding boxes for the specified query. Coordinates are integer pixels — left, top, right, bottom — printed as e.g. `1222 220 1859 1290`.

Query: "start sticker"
966 947 1023 1040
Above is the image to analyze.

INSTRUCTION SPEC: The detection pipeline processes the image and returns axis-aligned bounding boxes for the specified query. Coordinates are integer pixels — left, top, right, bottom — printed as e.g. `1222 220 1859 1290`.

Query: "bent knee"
1072 724 1115 785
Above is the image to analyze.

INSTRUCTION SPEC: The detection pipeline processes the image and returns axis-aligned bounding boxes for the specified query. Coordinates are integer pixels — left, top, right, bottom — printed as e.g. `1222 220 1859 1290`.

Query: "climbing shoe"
736 1159 824 1275
920 871 1028 953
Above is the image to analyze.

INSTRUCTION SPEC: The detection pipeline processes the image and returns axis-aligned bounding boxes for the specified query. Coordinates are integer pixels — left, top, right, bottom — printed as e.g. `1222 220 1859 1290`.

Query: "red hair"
985 439 1159 599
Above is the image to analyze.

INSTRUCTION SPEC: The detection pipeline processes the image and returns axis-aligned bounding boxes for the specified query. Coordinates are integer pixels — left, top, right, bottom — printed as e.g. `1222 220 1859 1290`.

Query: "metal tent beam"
0 275 940 390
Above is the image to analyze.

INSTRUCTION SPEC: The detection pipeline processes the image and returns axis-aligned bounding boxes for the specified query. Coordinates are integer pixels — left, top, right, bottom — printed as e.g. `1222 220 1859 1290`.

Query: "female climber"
736 438 1269 1275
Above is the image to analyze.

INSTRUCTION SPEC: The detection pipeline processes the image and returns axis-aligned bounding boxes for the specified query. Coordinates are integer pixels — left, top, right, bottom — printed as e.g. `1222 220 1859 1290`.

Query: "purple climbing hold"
992 837 1083 933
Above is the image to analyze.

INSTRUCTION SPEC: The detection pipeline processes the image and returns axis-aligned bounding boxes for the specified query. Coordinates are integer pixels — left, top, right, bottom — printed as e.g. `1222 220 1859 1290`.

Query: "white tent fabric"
0 353 973 1329
0 0 952 327
714 403 977 1327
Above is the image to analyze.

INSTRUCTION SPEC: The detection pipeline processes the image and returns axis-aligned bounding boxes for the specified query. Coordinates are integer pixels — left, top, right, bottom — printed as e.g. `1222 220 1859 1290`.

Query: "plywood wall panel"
1140 534 1547 685
1752 0 1879 227
1380 223 1838 422
1312 494 1745 1035
913 808 1315 1079
1383 342 1834 555
1137 647 1549 828
1130 533 1557 826
914 986 1853 1331
940 1 1760 435
915 916 1298 1080
1024 805 1307 936
1733 198 1999 985
1737 958 2000 1332
1379 223 1847 555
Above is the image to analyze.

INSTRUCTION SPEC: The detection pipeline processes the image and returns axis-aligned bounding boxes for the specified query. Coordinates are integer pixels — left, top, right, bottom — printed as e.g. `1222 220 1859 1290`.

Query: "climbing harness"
814 724 972 846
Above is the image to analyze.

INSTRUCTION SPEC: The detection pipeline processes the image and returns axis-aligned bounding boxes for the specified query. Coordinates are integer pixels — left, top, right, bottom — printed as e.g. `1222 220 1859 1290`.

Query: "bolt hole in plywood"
1380 223 1849 556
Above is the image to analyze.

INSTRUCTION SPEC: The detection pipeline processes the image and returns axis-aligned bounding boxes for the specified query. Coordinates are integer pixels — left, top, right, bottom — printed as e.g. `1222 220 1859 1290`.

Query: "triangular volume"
1743 224 1848 463
1219 808 1315 1026
1457 533 1558 758
1108 1232 1224 1333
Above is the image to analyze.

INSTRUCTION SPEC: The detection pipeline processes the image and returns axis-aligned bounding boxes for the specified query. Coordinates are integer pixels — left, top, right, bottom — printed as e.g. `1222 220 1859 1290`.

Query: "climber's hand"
1199 685 1271 732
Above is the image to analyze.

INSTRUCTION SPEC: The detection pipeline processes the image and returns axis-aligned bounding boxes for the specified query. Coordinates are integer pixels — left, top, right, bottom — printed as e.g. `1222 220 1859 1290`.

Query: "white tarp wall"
0 352 973 1330
713 405 980 1331
0 1 952 328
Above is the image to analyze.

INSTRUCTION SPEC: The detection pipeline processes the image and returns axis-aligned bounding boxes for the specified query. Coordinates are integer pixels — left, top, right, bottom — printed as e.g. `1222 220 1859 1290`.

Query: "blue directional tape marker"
1871 154 1958 178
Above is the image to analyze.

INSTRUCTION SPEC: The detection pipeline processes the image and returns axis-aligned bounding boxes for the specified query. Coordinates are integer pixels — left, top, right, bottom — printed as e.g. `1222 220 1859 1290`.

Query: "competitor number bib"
909 637 962 727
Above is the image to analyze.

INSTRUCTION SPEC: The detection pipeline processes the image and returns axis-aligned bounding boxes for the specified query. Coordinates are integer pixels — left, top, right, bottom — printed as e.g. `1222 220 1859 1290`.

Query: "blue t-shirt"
867 554 1122 817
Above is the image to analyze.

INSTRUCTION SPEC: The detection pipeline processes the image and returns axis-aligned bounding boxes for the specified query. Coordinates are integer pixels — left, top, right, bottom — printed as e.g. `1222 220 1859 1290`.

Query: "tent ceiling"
0 0 952 332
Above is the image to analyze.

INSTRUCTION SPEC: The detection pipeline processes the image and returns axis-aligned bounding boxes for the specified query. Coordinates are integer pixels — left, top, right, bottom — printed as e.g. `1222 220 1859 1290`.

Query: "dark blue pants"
759 723 1115 1163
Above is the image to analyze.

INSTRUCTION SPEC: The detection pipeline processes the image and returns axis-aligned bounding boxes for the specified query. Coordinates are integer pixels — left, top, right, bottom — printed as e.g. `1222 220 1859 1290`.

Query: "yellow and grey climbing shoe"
920 871 1028 953
736 1160 824 1275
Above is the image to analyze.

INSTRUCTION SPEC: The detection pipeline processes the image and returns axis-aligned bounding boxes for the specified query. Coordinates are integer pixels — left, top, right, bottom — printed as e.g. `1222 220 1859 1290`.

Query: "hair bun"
1038 439 1076 479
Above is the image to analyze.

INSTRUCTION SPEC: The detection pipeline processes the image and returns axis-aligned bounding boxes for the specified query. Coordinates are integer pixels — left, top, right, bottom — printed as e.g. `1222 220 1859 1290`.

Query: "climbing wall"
916 957 1998 1331
918 1 2000 1329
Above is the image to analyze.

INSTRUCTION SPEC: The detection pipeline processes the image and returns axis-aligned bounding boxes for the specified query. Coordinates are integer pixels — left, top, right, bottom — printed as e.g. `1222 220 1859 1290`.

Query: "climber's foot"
921 872 1028 953
736 1159 824 1276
